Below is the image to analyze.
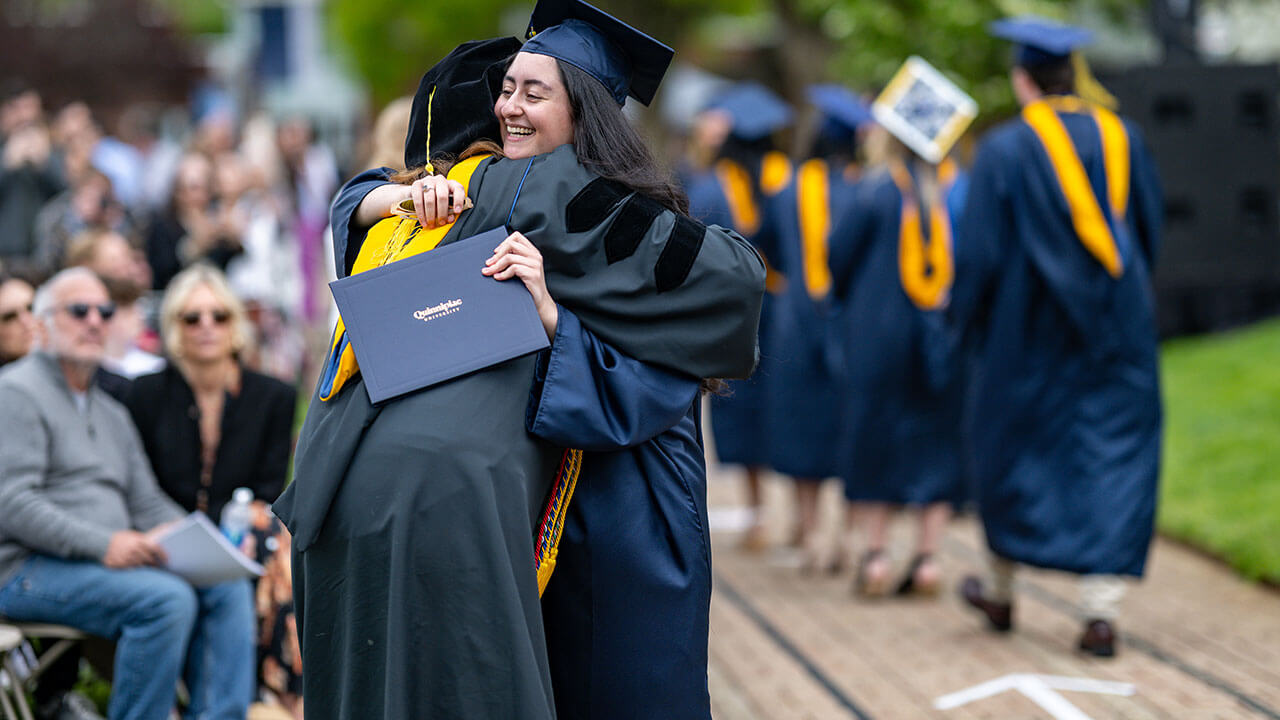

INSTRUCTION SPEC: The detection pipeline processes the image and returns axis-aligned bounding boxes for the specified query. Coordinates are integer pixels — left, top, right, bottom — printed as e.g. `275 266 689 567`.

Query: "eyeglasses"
59 302 116 322
0 303 33 324
180 309 232 327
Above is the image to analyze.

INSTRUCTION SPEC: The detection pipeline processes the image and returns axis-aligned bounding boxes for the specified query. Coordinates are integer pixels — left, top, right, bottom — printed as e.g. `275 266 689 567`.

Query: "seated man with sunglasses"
0 267 255 720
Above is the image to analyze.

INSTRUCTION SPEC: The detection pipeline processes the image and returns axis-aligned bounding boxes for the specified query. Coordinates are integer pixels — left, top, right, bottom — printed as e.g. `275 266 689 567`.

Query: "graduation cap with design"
870 56 977 164
523 0 674 106
989 15 1095 68
807 84 873 140
704 82 793 142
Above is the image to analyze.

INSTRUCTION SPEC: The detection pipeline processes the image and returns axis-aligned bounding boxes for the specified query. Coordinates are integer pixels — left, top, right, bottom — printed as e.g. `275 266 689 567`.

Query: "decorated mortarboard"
989 15 1095 68
523 0 674 106
807 84 873 137
871 56 977 164
404 37 523 172
705 82 793 142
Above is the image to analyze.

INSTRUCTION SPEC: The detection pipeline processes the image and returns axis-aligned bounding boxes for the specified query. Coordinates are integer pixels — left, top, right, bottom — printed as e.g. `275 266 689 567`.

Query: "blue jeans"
0 555 254 720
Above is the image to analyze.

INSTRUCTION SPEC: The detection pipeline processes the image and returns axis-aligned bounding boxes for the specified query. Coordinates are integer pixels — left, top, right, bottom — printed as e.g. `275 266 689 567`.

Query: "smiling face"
495 52 575 160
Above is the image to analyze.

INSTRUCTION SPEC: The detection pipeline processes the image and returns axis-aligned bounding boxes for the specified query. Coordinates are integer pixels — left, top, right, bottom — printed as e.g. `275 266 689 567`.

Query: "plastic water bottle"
220 487 254 550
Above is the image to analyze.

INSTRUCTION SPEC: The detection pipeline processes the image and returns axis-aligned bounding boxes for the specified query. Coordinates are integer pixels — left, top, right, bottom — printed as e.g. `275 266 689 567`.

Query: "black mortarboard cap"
523 0 674 106
989 16 1094 68
404 37 523 171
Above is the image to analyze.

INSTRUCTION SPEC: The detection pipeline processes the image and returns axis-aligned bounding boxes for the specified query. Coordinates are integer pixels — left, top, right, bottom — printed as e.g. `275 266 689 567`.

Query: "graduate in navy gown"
951 17 1163 657
828 113 970 596
685 83 793 551
759 84 866 566
312 4 764 715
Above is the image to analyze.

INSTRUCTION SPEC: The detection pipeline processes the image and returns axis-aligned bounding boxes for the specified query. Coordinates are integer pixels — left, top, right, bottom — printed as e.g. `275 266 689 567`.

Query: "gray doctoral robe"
272 145 764 719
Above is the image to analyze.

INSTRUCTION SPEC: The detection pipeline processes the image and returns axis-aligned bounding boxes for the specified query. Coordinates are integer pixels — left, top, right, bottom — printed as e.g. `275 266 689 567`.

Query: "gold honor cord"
1022 97 1131 278
797 159 833 301
535 448 584 596
893 159 957 311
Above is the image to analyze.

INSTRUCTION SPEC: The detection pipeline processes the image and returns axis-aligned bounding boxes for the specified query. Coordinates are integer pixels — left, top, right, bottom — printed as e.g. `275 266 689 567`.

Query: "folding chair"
0 622 87 720
0 624 32 720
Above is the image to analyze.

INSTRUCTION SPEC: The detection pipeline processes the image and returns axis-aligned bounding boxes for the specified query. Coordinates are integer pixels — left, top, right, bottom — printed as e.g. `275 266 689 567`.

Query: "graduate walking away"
685 83 793 552
758 84 867 567
828 77 971 596
950 16 1164 657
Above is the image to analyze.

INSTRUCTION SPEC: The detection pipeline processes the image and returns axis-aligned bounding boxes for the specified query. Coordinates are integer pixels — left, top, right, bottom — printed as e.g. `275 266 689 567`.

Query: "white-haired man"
0 267 254 720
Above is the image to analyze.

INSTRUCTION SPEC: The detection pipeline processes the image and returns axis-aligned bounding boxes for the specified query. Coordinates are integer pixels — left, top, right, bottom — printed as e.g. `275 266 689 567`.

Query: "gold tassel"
1072 52 1119 111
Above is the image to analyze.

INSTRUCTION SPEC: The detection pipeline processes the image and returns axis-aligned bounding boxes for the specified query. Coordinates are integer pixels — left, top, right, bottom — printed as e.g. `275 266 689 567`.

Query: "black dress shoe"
1078 619 1117 658
959 575 1013 632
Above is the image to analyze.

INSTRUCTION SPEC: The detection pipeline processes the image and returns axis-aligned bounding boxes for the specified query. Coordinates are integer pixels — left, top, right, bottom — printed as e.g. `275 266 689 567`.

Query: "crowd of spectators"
0 83 341 719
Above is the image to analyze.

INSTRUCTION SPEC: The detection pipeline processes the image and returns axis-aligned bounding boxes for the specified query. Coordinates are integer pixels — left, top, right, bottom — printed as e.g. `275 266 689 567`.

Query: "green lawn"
1160 318 1280 583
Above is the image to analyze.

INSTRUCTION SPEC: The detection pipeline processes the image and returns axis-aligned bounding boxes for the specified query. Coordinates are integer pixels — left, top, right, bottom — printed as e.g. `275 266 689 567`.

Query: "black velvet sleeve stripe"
605 194 664 264
654 215 706 293
565 177 630 233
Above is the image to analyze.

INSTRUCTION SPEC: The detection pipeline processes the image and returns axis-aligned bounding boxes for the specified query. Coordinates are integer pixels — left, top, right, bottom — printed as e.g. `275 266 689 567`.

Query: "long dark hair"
554 60 689 216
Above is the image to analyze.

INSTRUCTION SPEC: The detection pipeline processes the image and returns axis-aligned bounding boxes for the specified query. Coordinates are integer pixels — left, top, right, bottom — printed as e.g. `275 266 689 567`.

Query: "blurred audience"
34 168 136 275
144 152 242 291
0 267 256 720
0 90 63 271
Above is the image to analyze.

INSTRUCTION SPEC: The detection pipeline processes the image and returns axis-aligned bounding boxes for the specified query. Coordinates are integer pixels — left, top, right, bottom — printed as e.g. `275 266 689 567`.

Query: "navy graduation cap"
807 84 873 135
523 0 674 106
989 15 1095 67
705 82 793 142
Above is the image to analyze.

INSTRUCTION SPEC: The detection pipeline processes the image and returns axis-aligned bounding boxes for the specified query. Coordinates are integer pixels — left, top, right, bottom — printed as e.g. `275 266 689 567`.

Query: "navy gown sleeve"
330 167 394 278
527 307 701 451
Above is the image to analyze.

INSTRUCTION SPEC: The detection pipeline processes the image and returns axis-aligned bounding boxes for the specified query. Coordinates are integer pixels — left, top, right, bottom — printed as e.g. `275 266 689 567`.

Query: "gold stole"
796 158 833 300
319 154 488 402
715 155 789 294
1021 95 1130 278
893 158 958 311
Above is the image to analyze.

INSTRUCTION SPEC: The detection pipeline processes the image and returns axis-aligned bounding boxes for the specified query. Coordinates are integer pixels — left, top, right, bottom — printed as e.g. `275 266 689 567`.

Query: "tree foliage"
326 0 1148 120
326 0 755 106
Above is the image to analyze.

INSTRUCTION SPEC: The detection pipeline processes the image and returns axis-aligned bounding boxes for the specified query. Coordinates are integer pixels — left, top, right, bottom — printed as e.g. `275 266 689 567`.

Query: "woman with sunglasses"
0 272 39 368
125 264 298 704
124 264 296 525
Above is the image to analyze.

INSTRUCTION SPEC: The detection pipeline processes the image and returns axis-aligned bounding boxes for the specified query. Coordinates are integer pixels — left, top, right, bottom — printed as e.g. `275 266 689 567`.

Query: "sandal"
895 553 941 597
853 549 893 597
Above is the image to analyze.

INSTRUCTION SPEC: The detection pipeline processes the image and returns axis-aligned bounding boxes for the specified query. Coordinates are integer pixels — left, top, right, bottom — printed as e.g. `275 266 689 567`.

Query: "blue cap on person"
705 83 793 142
523 0 675 106
988 15 1094 67
807 84 873 137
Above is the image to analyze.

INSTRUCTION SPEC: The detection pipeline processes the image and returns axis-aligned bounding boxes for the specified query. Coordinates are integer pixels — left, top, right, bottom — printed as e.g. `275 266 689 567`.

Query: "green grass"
1160 318 1280 583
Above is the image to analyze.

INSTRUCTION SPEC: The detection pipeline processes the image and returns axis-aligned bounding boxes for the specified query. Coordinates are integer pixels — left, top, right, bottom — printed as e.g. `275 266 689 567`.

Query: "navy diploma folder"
329 226 550 404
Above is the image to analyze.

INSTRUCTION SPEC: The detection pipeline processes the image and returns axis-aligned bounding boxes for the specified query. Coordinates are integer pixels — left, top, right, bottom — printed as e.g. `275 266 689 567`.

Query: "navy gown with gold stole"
950 95 1163 576
280 145 763 720
829 158 969 505
758 157 859 478
686 151 791 467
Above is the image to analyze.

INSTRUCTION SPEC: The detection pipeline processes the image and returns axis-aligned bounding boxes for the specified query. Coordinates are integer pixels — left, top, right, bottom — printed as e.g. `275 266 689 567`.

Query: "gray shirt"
0 352 183 585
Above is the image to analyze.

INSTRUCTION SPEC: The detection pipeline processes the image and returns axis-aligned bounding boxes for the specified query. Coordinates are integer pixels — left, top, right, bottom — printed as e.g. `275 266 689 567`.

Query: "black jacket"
125 364 296 523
